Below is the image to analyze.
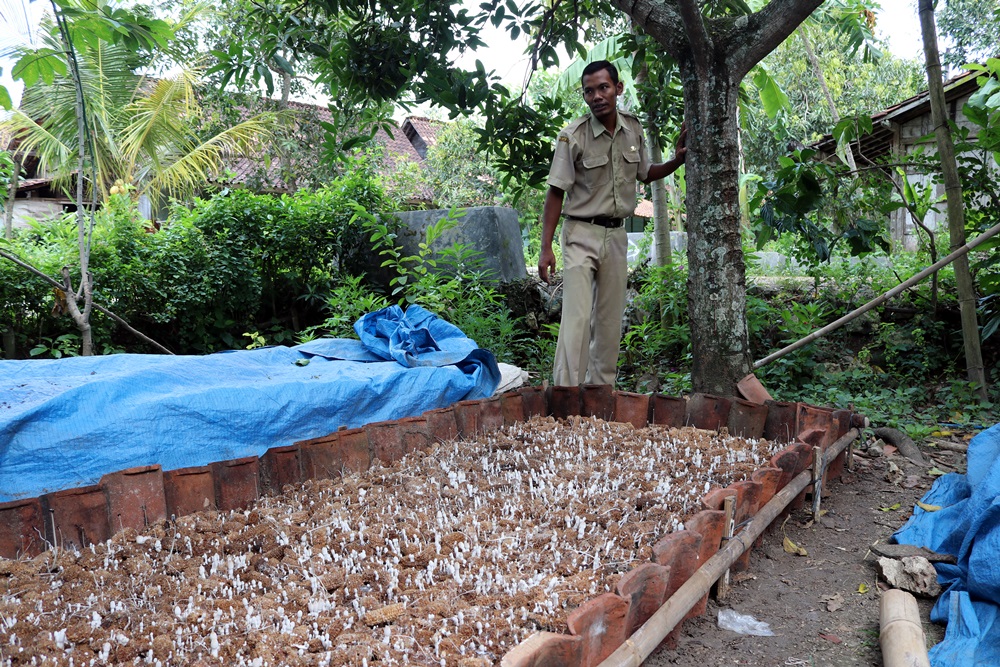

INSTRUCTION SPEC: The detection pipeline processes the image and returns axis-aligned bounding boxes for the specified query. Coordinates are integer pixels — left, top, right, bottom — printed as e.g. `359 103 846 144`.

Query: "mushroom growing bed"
0 415 787 667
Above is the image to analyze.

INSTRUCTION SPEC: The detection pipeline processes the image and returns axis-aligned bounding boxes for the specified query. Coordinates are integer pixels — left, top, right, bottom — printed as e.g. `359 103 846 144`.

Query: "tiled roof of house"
15 177 50 191
634 199 653 218
375 124 423 166
212 100 442 197
401 116 442 158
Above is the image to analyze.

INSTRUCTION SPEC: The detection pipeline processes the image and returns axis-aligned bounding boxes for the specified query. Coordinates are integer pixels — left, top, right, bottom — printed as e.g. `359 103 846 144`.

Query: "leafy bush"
300 274 390 341
1 166 391 356
619 262 691 393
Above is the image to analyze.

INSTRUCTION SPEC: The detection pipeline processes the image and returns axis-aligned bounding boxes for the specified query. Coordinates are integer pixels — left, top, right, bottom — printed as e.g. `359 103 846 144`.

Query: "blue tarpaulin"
0 305 500 502
894 423 1000 666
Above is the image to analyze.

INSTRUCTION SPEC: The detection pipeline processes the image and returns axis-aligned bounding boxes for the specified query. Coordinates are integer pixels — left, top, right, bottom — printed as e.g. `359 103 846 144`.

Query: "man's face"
581 68 623 122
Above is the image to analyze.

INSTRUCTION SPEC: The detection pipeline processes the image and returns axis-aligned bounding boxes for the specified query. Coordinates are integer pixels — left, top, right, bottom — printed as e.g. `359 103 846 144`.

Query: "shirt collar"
588 110 623 138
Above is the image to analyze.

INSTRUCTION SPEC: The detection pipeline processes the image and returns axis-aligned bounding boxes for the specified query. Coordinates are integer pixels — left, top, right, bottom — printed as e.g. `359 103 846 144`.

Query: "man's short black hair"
581 60 619 86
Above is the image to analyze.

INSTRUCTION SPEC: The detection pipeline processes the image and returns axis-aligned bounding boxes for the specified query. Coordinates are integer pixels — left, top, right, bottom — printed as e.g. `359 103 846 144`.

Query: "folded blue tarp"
0 305 500 502
894 423 1000 666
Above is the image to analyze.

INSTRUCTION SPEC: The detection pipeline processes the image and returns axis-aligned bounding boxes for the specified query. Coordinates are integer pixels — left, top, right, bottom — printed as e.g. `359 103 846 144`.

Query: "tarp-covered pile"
0 305 500 502
894 423 1000 666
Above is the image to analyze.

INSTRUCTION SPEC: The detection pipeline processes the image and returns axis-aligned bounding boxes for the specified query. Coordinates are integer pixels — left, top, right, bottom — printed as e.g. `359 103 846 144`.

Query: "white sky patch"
875 0 924 61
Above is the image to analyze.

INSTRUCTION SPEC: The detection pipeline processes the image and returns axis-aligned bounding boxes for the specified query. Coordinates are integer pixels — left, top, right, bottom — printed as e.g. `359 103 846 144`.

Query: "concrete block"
391 207 526 282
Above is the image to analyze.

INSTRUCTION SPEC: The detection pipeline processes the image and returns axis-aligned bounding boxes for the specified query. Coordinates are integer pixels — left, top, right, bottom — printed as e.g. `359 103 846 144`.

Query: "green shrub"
1 165 392 356
619 262 691 393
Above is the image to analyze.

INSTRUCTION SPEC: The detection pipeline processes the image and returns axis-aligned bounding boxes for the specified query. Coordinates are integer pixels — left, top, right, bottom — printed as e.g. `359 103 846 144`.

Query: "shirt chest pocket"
581 152 610 190
622 149 641 182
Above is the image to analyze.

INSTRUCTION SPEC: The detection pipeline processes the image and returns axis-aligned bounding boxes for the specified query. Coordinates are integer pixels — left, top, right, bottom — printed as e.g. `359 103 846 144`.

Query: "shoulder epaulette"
564 115 590 133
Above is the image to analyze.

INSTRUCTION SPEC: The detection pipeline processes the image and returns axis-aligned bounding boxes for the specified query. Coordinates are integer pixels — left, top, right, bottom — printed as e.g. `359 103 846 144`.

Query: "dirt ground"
646 433 969 667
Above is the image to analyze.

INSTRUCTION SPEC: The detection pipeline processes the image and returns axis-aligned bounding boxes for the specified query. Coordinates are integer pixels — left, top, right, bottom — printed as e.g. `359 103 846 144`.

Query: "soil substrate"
0 416 781 666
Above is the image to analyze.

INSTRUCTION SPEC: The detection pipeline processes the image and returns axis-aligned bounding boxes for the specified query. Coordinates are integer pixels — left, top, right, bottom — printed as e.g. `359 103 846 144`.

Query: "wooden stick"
847 435 855 472
717 495 736 601
879 589 930 667
928 439 968 453
598 428 860 667
811 446 823 522
754 220 1000 369
0 248 173 355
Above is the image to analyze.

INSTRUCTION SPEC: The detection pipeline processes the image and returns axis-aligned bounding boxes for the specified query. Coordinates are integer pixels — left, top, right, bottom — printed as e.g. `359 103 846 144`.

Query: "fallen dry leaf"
883 444 898 456
916 501 942 512
783 536 808 557
819 633 843 644
857 583 870 594
928 467 948 477
879 503 901 512
902 475 922 489
822 593 844 612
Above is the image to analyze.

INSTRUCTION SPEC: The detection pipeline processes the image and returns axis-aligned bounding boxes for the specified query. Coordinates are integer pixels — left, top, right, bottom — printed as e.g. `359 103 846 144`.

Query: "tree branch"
611 0 687 61
675 0 711 70
730 0 824 80
0 249 175 355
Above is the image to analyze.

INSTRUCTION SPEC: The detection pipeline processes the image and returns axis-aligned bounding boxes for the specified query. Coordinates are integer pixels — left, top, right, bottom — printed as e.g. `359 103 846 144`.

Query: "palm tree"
3 29 282 212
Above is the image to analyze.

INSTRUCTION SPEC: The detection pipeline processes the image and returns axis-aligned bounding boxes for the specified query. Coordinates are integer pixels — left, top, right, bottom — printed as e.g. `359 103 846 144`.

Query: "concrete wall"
626 231 688 265
392 207 527 282
10 199 64 229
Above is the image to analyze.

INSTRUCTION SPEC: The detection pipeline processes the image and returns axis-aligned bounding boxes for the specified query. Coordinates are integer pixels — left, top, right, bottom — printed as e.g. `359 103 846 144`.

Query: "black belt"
565 215 624 228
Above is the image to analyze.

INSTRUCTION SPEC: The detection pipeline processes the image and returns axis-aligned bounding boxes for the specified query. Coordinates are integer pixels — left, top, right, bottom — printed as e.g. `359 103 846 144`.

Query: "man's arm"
538 186 565 284
641 124 688 184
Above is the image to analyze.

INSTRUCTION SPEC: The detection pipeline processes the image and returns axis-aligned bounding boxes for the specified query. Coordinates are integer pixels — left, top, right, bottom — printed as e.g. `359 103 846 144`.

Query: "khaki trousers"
552 219 628 386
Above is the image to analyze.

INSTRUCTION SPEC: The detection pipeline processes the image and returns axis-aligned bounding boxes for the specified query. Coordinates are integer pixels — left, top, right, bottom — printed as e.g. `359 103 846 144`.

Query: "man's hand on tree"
674 123 688 163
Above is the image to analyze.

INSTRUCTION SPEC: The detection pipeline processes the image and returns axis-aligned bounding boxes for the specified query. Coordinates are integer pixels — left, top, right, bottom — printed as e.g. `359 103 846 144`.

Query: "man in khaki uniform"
539 60 686 387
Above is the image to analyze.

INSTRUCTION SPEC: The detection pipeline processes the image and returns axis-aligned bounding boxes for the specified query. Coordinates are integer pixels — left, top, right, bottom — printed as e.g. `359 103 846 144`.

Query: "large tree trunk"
615 0 823 394
682 61 752 394
918 0 988 399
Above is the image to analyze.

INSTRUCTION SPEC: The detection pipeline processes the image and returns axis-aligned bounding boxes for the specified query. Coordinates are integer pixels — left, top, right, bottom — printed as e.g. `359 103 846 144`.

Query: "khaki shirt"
546 110 650 220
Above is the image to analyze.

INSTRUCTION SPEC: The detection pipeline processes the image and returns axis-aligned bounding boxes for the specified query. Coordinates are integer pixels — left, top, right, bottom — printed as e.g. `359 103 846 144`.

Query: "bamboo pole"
811 446 823 522
880 589 931 667
598 428 860 667
717 496 736 600
754 220 1000 369
918 0 988 400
